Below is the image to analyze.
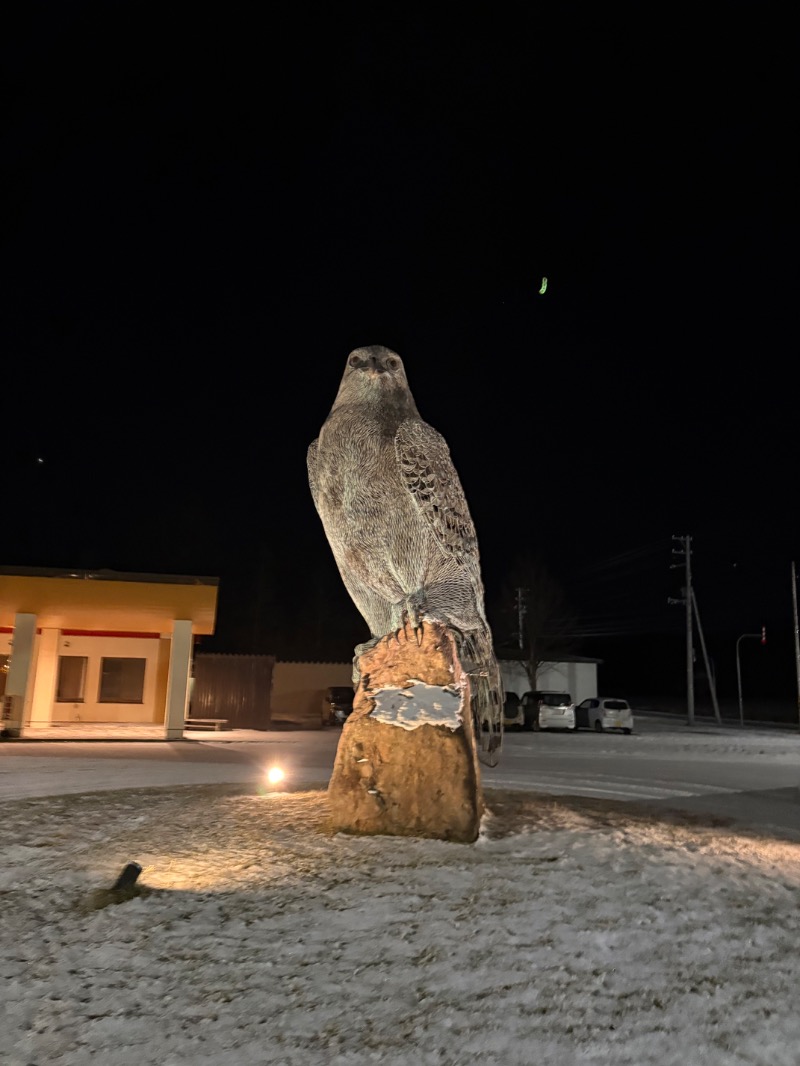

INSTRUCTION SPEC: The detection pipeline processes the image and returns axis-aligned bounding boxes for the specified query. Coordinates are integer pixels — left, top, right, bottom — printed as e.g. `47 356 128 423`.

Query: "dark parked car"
502 692 525 731
324 686 355 725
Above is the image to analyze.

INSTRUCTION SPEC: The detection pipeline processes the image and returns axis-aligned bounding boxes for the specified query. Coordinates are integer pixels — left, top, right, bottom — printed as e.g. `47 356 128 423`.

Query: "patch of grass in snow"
75 882 155 914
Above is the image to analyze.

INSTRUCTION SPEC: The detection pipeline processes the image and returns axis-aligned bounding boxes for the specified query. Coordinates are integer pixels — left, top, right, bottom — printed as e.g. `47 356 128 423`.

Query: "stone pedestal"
327 620 484 843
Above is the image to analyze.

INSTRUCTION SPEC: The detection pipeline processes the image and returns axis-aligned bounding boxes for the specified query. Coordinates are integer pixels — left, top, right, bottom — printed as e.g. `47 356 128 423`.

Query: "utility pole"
736 628 766 728
670 535 694 726
515 587 527 653
691 588 722 725
792 561 800 732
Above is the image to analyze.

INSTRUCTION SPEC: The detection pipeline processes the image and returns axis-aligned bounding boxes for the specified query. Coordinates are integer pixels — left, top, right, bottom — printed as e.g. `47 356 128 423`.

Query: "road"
483 722 800 834
0 731 340 799
2 716 799 834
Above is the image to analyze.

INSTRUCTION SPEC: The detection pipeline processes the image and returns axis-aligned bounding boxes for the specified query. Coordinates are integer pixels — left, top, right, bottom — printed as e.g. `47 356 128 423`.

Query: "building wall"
537 661 597 705
1 631 12 706
46 633 166 724
191 653 274 729
271 661 354 726
501 660 599 705
0 568 218 735
499 661 530 698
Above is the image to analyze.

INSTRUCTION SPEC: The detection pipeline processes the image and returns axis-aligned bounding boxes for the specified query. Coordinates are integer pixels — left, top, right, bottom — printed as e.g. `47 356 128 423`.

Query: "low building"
499 656 601 705
0 565 218 739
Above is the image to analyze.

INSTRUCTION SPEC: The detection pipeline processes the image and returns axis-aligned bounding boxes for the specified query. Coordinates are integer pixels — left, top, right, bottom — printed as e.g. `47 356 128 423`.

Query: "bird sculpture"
307 344 503 761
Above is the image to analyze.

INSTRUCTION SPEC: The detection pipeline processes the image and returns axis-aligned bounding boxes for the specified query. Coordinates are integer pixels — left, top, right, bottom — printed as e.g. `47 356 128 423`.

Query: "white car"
575 697 634 734
521 691 576 732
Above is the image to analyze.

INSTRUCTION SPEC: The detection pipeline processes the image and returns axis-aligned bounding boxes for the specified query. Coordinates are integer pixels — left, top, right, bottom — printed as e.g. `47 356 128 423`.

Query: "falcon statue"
307 344 503 762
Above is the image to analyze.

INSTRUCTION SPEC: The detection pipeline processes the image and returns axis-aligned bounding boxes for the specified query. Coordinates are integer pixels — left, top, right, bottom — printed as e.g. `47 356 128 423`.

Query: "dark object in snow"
112 862 142 891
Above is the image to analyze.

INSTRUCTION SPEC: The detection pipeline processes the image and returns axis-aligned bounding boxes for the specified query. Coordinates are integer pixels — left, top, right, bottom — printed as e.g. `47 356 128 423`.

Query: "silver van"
574 697 634 734
521 691 576 732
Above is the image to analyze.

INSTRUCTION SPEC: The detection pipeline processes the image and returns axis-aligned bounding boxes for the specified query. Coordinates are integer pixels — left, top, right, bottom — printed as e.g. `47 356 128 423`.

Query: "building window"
56 656 88 702
98 658 146 704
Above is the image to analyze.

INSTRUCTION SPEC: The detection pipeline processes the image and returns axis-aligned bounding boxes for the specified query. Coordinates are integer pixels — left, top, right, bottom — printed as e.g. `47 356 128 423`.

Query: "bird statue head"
332 345 420 416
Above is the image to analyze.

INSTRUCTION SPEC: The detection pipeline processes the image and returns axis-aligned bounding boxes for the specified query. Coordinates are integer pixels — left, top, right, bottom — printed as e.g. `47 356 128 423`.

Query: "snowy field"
2 726 800 1065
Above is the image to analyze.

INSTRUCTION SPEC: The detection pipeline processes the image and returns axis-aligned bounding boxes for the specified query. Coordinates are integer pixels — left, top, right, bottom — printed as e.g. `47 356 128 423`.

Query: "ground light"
265 766 285 787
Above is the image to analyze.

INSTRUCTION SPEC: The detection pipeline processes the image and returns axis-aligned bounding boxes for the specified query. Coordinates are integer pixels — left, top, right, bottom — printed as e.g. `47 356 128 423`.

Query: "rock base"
327 620 483 843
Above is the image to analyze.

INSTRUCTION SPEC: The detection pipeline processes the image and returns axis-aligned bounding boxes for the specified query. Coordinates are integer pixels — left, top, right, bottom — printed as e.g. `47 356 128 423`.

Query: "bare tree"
492 553 581 690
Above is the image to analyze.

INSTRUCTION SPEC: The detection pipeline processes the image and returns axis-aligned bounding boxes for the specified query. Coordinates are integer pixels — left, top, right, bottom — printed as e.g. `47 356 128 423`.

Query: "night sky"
2 6 796 698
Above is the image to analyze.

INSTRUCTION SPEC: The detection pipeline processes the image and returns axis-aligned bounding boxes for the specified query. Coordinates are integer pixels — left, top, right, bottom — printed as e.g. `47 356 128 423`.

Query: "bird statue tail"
457 626 504 767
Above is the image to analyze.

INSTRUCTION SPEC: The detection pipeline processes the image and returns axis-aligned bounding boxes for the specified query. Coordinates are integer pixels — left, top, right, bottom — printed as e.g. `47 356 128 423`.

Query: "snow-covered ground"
2 725 800 1065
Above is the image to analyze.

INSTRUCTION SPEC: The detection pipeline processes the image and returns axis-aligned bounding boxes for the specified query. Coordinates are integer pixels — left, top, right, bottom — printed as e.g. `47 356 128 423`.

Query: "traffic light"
761 626 766 645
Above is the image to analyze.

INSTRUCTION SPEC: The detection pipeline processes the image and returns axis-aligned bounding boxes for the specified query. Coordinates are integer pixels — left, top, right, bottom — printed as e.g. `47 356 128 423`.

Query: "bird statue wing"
394 419 480 570
307 438 320 512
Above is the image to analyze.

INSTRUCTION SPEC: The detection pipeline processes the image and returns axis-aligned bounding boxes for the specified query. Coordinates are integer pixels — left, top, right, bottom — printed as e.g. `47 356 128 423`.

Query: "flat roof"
498 654 604 665
0 565 218 587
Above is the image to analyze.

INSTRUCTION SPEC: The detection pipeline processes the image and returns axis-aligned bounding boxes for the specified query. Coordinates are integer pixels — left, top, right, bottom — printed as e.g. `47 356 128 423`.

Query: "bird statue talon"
413 622 424 647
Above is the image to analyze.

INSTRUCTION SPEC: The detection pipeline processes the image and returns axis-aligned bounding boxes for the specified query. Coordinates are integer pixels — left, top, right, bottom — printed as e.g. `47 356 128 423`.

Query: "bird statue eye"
386 356 399 370
348 354 361 368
